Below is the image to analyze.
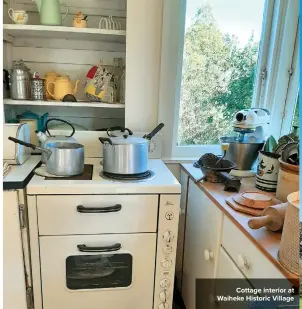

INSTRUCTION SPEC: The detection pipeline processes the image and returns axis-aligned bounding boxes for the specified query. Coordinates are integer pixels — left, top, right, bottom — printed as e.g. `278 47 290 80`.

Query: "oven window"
66 254 133 290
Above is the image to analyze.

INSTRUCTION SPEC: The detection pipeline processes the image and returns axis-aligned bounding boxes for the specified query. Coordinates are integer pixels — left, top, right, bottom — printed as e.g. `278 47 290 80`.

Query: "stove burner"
100 170 155 182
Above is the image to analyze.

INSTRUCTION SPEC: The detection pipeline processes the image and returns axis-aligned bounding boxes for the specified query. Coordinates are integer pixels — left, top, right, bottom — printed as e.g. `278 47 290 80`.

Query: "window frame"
158 0 299 159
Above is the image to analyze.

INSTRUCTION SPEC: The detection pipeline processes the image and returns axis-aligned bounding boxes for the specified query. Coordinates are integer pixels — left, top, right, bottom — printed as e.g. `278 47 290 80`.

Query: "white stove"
26 156 181 309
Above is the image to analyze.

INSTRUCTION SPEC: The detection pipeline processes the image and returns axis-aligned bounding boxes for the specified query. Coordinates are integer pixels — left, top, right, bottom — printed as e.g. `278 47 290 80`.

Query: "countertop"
180 163 299 286
3 156 41 190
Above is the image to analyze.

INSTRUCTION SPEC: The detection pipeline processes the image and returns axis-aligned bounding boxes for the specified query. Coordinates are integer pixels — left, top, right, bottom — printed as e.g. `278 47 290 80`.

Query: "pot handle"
99 137 113 145
107 126 133 137
45 118 75 138
143 123 165 140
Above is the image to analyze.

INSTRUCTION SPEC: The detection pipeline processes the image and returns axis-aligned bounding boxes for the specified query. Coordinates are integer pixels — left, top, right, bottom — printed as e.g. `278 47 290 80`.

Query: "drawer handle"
204 249 214 261
77 204 122 213
237 253 250 269
77 243 121 252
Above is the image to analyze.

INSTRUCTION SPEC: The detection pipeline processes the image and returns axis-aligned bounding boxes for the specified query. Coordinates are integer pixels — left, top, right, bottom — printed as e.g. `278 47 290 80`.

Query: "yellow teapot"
47 75 80 101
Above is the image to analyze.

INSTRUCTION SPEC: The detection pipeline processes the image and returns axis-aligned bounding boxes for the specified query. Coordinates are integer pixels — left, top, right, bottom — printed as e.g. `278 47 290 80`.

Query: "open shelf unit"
3 99 125 109
3 24 126 43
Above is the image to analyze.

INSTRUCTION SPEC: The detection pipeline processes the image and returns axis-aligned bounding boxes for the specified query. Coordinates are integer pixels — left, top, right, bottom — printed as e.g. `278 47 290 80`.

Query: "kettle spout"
73 80 80 95
33 0 42 12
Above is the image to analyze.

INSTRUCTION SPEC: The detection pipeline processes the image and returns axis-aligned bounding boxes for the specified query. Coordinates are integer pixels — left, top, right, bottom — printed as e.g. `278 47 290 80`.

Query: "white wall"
125 0 163 132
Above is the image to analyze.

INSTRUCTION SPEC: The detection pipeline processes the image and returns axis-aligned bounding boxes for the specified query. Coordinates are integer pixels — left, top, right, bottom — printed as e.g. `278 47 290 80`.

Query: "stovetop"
27 158 181 195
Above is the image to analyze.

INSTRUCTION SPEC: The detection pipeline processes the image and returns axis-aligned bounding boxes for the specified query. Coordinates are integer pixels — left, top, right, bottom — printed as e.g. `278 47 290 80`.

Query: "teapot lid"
13 60 29 70
75 11 84 18
56 75 70 81
45 70 59 77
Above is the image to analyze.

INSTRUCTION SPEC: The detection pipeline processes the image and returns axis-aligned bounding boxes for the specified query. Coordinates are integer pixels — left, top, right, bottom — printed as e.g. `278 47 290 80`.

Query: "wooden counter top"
180 163 299 286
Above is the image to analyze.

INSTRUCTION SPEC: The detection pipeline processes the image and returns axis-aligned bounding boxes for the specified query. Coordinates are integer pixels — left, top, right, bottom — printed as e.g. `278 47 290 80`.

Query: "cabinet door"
3 191 28 309
182 179 223 309
175 170 189 289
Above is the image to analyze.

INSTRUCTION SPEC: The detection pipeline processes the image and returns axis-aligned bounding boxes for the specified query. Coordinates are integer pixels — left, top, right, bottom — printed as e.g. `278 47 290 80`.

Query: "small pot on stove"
99 124 164 176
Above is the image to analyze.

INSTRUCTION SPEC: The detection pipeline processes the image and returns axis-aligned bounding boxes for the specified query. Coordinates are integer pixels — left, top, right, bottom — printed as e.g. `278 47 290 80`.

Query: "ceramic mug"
8 8 28 24
255 151 281 192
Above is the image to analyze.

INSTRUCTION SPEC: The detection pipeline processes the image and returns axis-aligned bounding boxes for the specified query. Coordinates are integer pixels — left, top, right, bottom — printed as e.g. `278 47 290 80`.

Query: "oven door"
39 233 157 309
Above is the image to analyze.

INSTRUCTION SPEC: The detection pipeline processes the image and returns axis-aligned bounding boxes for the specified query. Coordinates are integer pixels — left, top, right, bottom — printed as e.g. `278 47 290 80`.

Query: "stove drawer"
37 195 158 235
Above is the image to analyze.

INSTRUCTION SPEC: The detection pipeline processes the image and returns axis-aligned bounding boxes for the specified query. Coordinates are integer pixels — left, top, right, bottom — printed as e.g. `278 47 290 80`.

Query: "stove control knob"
158 302 169 309
161 259 172 268
159 290 170 302
163 244 173 255
162 230 174 243
160 279 171 289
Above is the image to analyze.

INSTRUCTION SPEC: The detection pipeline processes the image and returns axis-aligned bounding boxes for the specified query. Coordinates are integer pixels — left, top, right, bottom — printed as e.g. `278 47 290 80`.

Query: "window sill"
162 157 197 164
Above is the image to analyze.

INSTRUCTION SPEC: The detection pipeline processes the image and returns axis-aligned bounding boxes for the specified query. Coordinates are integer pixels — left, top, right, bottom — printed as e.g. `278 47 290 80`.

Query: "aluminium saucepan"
8 136 84 176
99 123 165 175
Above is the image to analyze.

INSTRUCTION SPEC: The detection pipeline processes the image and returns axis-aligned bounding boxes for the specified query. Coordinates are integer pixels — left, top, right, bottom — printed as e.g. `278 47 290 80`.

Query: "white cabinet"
182 179 223 309
3 190 28 309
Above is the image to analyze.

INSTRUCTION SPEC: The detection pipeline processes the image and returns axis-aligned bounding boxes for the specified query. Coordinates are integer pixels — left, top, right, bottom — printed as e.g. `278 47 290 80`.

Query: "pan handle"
8 136 51 157
107 126 133 137
99 137 113 145
143 123 165 140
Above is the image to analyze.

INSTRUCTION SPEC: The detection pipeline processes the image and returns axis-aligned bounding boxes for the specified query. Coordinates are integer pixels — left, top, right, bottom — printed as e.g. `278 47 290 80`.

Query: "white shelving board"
3 24 126 43
3 99 125 109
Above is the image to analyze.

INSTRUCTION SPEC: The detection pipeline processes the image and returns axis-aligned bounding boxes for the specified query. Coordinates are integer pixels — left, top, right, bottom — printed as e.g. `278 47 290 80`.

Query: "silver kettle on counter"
36 118 78 163
10 60 31 100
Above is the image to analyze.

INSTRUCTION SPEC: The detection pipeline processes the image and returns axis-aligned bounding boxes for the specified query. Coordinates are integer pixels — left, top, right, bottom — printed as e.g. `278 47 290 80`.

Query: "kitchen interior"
2 1 300 309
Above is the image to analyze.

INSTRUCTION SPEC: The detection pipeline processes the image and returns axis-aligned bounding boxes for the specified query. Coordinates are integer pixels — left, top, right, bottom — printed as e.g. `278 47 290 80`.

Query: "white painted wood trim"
27 195 43 309
4 99 125 109
3 24 126 43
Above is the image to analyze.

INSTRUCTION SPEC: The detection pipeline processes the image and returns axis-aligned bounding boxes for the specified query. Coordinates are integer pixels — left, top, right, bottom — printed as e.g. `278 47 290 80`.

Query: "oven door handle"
77 204 122 213
77 243 122 252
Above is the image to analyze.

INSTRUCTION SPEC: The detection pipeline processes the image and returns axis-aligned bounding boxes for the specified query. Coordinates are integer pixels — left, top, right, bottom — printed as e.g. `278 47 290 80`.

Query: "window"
158 0 299 158
178 0 265 145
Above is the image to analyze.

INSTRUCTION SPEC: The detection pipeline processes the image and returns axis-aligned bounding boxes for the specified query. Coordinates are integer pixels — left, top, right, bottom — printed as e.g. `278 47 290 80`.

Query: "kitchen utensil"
36 118 78 164
33 0 68 26
233 192 274 209
276 159 299 202
10 60 31 100
99 16 121 30
255 151 280 192
226 197 263 216
278 191 299 275
16 112 48 132
8 137 84 176
47 76 80 101
8 8 28 24
3 123 31 165
3 69 10 98
99 124 165 175
248 202 288 231
73 12 88 28
44 71 60 100
195 155 241 192
220 136 264 170
30 72 46 100
62 94 77 102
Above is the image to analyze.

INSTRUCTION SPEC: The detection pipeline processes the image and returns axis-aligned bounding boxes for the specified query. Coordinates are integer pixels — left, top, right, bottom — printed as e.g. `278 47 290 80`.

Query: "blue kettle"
17 112 49 132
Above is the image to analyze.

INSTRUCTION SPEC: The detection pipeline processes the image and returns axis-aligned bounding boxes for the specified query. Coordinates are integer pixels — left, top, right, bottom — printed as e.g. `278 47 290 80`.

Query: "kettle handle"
61 2 69 20
45 118 75 138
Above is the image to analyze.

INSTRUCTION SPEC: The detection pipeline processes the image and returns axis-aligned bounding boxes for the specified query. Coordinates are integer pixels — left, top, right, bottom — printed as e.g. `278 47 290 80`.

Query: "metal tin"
10 61 31 100
31 78 46 100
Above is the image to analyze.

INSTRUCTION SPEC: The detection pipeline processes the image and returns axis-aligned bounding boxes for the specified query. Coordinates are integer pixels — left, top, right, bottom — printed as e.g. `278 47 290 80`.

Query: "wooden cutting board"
226 197 263 216
233 191 275 209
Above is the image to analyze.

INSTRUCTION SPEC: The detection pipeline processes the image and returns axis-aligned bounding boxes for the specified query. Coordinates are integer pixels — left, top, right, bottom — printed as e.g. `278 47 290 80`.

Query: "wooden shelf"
3 99 125 108
3 24 126 43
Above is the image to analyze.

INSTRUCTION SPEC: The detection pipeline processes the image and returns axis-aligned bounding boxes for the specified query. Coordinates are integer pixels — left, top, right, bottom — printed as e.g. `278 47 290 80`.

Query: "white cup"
8 8 28 25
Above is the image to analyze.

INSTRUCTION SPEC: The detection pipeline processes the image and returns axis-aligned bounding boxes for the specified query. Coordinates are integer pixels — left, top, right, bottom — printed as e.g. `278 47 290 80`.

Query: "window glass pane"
178 0 266 145
66 254 132 290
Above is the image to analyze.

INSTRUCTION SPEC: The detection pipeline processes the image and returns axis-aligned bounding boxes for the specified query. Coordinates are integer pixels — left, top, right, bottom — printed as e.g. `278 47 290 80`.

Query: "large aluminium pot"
220 136 264 170
8 136 84 176
99 124 164 175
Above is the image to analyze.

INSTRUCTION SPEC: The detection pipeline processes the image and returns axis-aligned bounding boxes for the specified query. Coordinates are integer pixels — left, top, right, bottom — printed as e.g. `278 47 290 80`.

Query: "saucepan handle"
8 136 38 150
99 137 113 145
143 123 165 140
77 243 121 253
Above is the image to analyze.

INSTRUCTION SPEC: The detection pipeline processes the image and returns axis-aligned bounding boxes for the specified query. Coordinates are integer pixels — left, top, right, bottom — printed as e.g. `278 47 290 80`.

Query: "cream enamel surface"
27 159 181 194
